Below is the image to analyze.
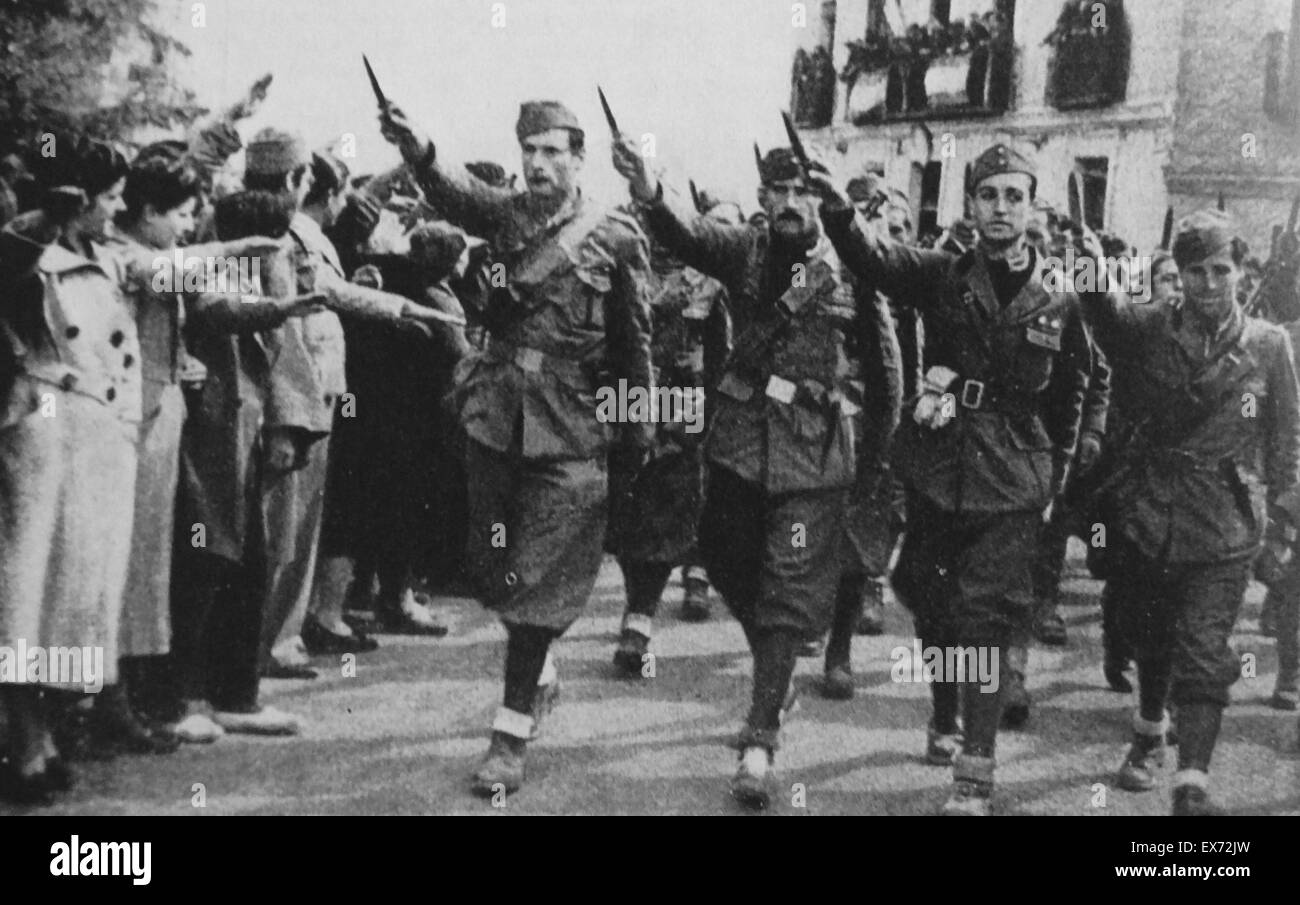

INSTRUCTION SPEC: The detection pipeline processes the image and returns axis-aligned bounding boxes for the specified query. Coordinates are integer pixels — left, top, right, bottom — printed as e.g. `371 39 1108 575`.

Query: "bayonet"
363 54 388 110
781 111 812 178
597 85 620 135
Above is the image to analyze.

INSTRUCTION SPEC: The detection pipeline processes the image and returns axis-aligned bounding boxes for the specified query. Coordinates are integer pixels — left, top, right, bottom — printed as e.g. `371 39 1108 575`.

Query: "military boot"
942 753 994 816
1116 711 1168 792
471 712 531 797
612 613 652 678
1171 771 1222 816
1000 645 1031 729
680 567 711 622
730 745 779 810
856 579 886 636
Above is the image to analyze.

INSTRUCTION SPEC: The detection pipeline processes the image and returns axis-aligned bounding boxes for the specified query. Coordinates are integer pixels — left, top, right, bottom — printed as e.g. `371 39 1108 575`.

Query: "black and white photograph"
0 0 1297 844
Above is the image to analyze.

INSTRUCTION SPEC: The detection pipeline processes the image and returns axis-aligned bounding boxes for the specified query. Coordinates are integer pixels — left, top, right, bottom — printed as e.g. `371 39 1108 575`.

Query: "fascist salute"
380 97 653 797
612 127 901 809
1084 211 1300 815
813 144 1095 816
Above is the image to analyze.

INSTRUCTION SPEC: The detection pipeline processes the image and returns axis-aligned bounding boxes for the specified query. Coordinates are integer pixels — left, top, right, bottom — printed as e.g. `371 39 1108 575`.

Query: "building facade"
791 0 1300 255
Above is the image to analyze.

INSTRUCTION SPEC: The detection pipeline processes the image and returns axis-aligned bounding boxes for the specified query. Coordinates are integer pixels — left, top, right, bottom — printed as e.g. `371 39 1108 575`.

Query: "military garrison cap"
757 147 829 185
515 101 583 143
1172 209 1243 268
968 143 1037 195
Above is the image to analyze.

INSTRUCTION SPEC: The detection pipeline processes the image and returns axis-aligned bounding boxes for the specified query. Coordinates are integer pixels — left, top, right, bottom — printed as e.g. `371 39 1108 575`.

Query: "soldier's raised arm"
379 102 514 241
610 134 750 286
810 171 951 306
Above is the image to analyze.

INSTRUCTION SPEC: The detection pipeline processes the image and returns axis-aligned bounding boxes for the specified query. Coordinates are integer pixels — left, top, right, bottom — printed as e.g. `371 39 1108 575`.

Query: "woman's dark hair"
213 189 295 240
29 133 129 199
121 155 204 224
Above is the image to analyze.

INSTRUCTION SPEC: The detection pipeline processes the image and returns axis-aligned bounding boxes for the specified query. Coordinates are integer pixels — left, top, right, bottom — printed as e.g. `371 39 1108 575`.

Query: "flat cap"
246 128 309 177
757 147 828 185
515 101 583 143
968 142 1036 193
1172 209 1241 267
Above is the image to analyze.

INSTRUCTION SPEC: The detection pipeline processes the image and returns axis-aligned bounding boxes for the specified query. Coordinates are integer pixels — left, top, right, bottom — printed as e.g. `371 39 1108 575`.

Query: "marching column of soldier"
2 71 1299 816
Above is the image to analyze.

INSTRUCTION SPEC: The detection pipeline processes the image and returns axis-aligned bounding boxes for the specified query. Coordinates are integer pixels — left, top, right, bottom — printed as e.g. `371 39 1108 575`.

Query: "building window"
1067 157 1108 232
1044 0 1131 110
840 0 1015 123
791 2 838 127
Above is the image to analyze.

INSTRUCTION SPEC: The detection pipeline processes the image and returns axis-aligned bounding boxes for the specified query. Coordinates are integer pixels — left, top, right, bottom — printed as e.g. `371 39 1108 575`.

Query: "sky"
159 0 808 209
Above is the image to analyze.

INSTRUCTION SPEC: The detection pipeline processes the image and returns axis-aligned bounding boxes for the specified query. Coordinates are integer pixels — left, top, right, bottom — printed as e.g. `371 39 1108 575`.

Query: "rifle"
1243 192 1300 319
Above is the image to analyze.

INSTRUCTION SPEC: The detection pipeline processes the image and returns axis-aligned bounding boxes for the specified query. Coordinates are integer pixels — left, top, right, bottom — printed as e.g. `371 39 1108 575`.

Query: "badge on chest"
1025 311 1063 352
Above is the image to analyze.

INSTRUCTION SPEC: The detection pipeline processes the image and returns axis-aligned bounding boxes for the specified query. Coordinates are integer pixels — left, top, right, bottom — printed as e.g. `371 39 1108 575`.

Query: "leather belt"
954 376 1041 413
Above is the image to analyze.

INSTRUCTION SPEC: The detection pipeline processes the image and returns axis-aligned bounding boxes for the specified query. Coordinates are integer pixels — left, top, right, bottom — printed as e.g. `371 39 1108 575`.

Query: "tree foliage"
0 0 205 153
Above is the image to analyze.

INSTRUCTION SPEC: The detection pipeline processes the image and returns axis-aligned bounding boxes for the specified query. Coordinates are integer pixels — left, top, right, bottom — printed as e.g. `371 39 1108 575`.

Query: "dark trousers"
1109 540 1251 709
892 493 1041 756
170 516 266 714
698 465 848 750
698 465 849 639
463 439 608 633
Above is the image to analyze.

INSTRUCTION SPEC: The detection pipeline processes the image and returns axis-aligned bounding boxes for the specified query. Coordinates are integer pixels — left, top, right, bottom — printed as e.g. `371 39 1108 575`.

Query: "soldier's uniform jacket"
642 195 897 494
641 260 730 460
1088 295 1300 563
823 208 1094 514
413 162 654 460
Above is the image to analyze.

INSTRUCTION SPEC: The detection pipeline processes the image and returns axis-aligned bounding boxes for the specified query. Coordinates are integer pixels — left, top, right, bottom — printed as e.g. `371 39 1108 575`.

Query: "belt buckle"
765 375 797 405
515 347 544 373
960 378 985 410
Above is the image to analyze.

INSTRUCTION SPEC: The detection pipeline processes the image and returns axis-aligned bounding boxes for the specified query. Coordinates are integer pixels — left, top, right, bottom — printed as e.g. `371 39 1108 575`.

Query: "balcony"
837 17 1014 125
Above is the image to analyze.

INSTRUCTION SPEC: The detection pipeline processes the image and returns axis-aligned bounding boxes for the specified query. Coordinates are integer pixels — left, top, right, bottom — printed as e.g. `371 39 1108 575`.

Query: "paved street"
17 545 1300 816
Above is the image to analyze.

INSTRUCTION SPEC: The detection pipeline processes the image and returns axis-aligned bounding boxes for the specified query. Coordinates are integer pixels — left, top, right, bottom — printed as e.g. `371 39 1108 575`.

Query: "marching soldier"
380 98 654 797
608 199 731 676
1087 211 1300 814
814 144 1095 815
612 136 900 810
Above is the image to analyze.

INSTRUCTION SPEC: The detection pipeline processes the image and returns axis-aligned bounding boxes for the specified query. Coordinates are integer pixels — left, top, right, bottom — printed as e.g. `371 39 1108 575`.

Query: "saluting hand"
803 170 851 215
610 133 657 202
379 102 433 166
